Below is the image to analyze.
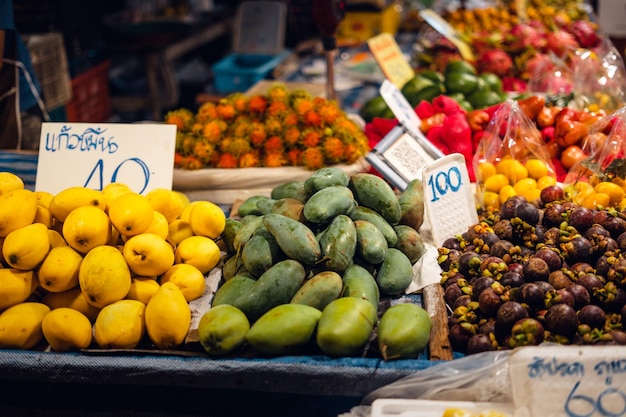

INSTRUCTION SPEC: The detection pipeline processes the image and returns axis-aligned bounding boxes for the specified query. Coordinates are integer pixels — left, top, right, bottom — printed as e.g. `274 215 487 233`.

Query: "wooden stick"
422 283 453 361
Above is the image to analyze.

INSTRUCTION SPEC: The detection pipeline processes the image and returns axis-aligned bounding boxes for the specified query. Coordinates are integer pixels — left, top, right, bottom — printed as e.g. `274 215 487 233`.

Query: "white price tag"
509 345 626 417
36 122 176 195
422 153 477 247
380 79 422 134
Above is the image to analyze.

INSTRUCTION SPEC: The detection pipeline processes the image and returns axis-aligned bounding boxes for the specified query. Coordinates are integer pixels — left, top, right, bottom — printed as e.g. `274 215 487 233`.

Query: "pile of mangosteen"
438 184 626 355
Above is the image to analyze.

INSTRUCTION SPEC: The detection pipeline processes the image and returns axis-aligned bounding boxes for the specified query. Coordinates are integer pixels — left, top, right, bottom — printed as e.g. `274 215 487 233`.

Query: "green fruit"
398 178 425 231
237 195 271 217
221 218 243 255
198 305 250 356
446 92 466 103
304 166 350 196
468 90 504 109
459 100 474 112
341 264 380 308
316 297 378 357
444 72 479 95
271 181 308 203
303 185 356 224
246 304 322 356
241 231 283 278
478 72 504 93
263 214 321 266
401 75 435 100
444 60 476 76
291 271 343 311
360 95 392 122
212 274 256 306
319 214 357 273
405 84 446 107
354 219 388 265
393 225 427 265
418 70 445 84
349 173 402 225
376 248 414 296
348 206 398 248
270 198 305 222
377 303 432 360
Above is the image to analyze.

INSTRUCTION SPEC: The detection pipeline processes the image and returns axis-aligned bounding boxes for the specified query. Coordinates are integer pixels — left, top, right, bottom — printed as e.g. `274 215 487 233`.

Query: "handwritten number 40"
84 158 151 194
427 166 462 202
566 380 626 417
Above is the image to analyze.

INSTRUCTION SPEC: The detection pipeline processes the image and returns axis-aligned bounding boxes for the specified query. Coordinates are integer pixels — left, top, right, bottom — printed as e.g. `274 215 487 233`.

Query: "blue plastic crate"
212 50 291 94
0 151 38 191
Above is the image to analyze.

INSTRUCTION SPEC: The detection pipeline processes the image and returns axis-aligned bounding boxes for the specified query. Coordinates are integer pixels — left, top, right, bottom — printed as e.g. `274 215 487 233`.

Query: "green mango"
222 255 245 281
348 206 397 247
245 304 322 355
341 264 380 308
376 248 414 296
263 214 321 266
197 304 250 356
270 197 305 222
377 303 432 360
349 173 401 225
233 215 265 253
394 225 427 265
398 178 425 231
255 198 277 215
290 270 343 311
271 180 308 203
232 259 306 321
212 274 257 307
316 297 378 357
241 231 284 278
303 167 349 196
237 195 271 217
303 185 356 224
354 219 388 265
221 218 243 255
319 214 357 273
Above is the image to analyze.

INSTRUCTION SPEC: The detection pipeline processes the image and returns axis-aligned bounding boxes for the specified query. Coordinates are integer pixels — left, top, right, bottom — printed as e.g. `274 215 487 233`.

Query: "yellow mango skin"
145 282 191 349
93 299 146 349
2 223 50 270
79 245 131 308
0 302 51 349
316 297 378 357
197 304 250 356
42 307 93 352
0 189 38 237
0 268 37 311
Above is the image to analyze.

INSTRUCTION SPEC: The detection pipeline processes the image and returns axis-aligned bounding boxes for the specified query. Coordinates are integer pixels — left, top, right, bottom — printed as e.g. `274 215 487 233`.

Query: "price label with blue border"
422 153 477 247
36 122 177 195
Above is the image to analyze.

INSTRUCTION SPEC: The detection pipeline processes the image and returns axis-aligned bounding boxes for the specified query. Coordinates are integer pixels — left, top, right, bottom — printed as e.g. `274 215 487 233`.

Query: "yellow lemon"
41 307 92 351
62 205 111 254
122 232 175 277
144 210 169 240
525 159 549 179
41 287 100 322
93 299 146 349
49 186 106 223
79 245 132 308
174 235 221 274
189 200 226 239
0 172 24 195
126 277 160 305
101 182 134 211
166 219 194 247
108 192 154 237
0 189 38 237
2 223 50 270
146 188 184 224
160 263 206 302
484 173 509 193
38 246 83 293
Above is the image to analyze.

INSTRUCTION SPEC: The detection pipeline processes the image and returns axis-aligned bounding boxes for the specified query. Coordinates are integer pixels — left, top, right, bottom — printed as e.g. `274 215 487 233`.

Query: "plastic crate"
65 60 111 122
212 50 291 94
23 33 72 111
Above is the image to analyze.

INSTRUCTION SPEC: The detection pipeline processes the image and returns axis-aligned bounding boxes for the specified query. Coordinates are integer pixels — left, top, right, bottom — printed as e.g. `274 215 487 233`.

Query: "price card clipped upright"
509 345 626 417
422 153 477 247
36 122 177 195
365 79 444 191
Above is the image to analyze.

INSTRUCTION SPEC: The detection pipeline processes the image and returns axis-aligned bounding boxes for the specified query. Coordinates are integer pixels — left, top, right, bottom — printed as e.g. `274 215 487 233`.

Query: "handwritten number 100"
84 158 151 194
565 380 626 417
427 166 461 202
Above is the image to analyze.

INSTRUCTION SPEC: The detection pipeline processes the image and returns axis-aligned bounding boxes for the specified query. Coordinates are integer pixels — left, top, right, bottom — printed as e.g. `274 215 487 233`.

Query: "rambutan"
226 138 252 157
322 137 345 164
284 126 300 146
267 100 288 118
303 111 322 127
267 83 289 103
293 97 314 116
164 109 194 131
216 153 238 168
301 129 321 147
301 147 325 170
193 141 215 164
264 117 283 136
248 95 268 114
248 121 267 147
264 151 287 167
216 102 236 120
202 121 223 144
264 135 284 153
239 151 261 168
196 102 218 121
286 148 302 166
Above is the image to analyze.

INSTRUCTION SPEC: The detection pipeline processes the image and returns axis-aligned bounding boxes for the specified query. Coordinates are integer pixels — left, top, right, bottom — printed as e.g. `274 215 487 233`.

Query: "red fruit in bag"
440 113 475 181
426 125 449 154
414 100 435 119
432 95 464 116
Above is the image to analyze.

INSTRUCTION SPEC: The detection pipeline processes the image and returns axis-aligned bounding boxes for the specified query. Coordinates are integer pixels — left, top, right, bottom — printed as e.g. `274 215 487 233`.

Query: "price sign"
422 153 477 247
509 345 626 417
36 122 176 195
367 33 415 89
419 9 475 61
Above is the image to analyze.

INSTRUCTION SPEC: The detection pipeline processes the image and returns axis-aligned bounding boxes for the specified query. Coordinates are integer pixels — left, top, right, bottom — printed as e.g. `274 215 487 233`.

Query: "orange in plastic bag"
473 99 557 211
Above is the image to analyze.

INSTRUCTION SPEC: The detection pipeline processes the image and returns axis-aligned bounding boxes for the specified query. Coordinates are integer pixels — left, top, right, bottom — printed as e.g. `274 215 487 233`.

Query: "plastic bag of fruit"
472 99 557 211
563 106 626 210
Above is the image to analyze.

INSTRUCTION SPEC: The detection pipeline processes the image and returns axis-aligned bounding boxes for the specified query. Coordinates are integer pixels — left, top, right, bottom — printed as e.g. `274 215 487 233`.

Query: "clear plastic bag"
472 99 557 210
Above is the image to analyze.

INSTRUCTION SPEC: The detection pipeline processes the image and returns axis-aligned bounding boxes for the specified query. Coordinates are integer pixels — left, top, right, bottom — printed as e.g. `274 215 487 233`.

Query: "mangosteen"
561 236 592 264
584 224 611 241
490 239 515 259
438 248 462 271
595 255 611 277
534 247 563 271
577 273 605 296
540 185 565 205
495 301 529 336
441 237 462 250
444 283 464 306
544 303 578 339
501 271 524 288
566 284 591 310
478 287 502 317
569 262 595 275
548 270 574 290
493 219 514 241
610 330 626 345
466 333 495 355
542 227 562 245
515 202 540 225
544 288 576 309
453 294 472 310
603 216 626 239
577 304 606 329
458 251 482 277
523 257 550 282
500 196 526 219
617 231 626 252
519 282 546 310
478 318 496 335
448 323 474 353
508 262 524 275
472 276 496 299
479 256 508 278
542 203 566 228
568 206 594 233
508 318 545 348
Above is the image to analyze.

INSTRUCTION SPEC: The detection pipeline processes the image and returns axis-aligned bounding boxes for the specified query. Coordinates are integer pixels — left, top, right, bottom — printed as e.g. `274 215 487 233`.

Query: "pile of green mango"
197 168 433 360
